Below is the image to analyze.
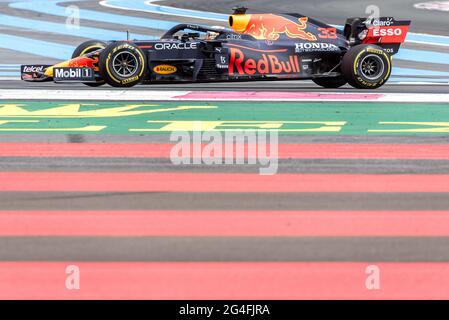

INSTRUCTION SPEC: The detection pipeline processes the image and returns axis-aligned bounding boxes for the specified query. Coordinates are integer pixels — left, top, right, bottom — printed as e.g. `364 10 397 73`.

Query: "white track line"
405 39 449 47
414 1 449 12
1 89 449 102
0 90 187 101
390 82 449 85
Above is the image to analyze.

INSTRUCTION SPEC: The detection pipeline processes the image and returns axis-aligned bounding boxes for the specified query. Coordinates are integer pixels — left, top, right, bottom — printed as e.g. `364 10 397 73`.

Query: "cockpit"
160 23 252 41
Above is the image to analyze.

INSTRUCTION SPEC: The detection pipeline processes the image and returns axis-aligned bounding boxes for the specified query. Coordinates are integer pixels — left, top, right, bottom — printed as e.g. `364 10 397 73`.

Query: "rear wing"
344 17 411 55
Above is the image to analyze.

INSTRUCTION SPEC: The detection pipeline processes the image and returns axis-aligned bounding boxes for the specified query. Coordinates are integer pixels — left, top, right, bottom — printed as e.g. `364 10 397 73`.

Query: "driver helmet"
206 31 219 40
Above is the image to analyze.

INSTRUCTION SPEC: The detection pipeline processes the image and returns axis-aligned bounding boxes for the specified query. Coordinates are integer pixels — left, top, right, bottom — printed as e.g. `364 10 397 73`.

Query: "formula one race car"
21 7 410 89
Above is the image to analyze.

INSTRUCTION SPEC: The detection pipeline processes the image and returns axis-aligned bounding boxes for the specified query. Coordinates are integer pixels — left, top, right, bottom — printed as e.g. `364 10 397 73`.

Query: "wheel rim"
360 54 385 81
112 51 139 77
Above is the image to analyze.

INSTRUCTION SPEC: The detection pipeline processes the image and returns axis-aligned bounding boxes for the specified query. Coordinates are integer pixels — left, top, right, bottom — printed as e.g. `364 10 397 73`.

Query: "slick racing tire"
342 44 392 89
99 42 147 88
312 76 347 89
72 40 107 87
72 40 107 58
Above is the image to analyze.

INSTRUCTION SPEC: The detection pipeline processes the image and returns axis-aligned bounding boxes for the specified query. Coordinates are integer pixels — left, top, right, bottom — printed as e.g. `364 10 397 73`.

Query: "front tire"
99 42 147 88
313 76 347 89
72 40 107 87
342 44 392 89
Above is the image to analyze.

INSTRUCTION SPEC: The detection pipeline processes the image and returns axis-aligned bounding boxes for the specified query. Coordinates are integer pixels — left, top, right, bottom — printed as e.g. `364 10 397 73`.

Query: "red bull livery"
21 7 411 89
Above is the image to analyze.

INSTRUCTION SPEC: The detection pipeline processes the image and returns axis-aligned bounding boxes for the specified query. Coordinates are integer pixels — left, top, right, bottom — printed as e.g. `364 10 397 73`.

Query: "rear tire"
342 44 392 89
99 42 147 88
72 40 107 87
312 76 347 89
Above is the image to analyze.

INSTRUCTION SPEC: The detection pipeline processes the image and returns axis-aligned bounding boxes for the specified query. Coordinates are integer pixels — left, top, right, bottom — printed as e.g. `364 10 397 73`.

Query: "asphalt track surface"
2 0 449 299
